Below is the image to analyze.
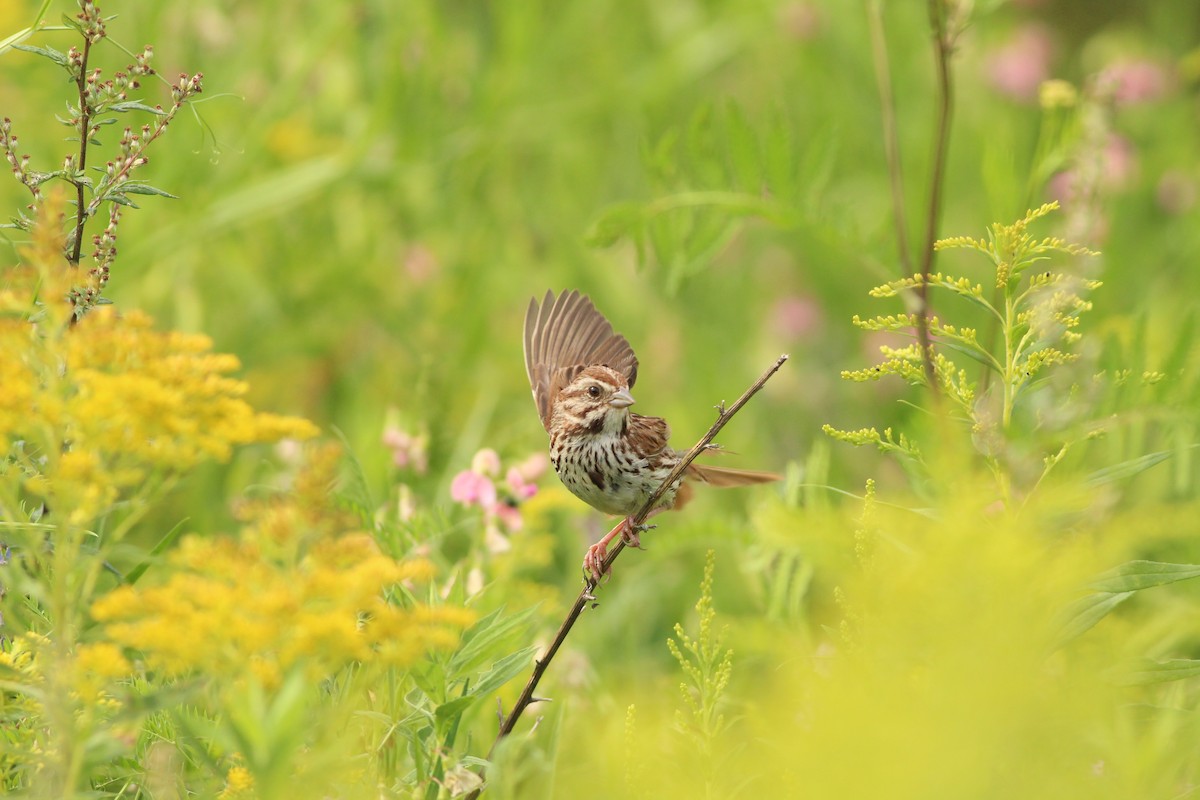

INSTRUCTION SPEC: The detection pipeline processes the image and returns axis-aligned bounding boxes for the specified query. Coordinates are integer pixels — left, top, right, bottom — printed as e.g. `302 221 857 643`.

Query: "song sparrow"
523 289 778 581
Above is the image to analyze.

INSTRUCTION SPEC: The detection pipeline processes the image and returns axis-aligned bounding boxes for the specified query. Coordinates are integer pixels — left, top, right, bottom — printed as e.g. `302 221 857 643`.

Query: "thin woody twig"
915 0 956 397
464 354 788 800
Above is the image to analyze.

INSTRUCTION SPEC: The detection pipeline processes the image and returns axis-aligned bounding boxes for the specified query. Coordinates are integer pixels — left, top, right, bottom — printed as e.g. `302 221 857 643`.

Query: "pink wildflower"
1100 59 1170 106
779 2 822 41
491 500 524 532
451 470 496 508
506 467 538 501
383 426 428 473
985 25 1054 102
514 452 549 483
771 295 823 340
402 244 439 284
471 448 501 477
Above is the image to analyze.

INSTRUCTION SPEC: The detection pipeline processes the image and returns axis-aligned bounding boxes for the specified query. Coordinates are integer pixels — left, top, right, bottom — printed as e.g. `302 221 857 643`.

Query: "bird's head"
553 365 635 435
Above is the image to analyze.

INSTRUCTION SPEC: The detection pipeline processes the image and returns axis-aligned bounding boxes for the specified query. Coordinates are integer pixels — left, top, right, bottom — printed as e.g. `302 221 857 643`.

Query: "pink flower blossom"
771 295 823 340
450 470 496 508
453 450 547 548
471 448 501 477
1100 59 1170 106
383 426 428 473
985 25 1054 102
506 467 538 501
1047 133 1138 206
491 500 524 532
514 452 549 483
779 2 823 41
402 244 439 284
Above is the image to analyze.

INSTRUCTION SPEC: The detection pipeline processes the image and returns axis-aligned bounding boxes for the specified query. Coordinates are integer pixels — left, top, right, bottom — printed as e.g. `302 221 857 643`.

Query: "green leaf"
433 694 477 725
434 645 537 724
1115 658 1200 686
1089 560 1200 593
935 336 1001 373
59 12 83 34
11 43 68 67
1161 310 1195 377
331 427 375 526
121 183 179 199
585 201 645 248
931 278 1003 321
111 101 166 115
448 604 538 678
1086 450 1172 487
469 646 538 699
125 517 189 584
1052 591 1133 648
108 193 140 208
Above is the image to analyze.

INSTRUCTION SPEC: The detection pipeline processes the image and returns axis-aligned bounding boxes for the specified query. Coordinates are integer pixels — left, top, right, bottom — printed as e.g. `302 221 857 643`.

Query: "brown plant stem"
69 34 94 268
465 354 789 799
916 0 957 397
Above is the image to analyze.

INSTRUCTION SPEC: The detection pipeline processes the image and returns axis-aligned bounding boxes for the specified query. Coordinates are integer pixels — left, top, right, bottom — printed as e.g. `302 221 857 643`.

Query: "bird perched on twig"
523 290 779 581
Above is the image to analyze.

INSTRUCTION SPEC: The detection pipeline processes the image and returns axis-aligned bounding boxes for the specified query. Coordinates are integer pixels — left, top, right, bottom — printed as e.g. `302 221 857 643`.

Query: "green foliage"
667 550 734 778
829 203 1100 463
2 1 202 319
3 0 1200 798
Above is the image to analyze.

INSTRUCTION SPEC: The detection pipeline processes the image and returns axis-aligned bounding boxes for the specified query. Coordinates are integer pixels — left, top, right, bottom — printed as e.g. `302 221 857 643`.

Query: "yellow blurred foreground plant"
0 203 482 797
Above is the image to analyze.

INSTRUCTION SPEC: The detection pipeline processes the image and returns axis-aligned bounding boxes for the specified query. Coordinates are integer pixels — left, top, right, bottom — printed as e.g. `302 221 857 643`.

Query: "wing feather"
522 290 639 431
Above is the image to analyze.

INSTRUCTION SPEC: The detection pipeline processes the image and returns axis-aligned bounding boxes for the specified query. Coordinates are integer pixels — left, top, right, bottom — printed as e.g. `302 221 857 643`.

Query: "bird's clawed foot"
620 518 654 550
583 541 610 585
582 517 654 584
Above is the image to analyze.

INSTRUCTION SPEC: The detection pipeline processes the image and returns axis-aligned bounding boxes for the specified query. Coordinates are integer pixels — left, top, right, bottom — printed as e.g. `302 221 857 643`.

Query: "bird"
523 289 779 582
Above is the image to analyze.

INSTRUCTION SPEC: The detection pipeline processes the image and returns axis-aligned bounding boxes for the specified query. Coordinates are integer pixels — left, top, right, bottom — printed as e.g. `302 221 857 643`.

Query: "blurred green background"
4 0 1197 512
4 1 1200 795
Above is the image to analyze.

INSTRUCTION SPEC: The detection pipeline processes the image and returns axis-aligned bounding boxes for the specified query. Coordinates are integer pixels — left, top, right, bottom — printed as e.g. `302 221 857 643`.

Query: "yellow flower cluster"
219 765 256 799
65 309 318 467
91 446 473 685
1 200 318 525
0 635 130 715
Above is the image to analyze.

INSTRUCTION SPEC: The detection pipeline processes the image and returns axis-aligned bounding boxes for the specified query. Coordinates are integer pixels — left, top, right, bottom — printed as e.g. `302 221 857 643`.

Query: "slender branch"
916 0 956 396
465 354 789 799
69 34 93 267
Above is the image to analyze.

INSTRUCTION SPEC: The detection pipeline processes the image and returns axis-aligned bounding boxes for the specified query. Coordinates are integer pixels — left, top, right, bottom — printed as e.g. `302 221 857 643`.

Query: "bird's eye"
587 385 601 398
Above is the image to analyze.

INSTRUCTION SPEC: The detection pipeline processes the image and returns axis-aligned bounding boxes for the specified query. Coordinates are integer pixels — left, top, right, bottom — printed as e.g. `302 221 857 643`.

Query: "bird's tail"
686 463 781 488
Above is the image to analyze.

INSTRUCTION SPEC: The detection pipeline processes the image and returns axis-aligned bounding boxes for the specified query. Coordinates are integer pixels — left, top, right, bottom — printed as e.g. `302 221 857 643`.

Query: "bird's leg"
583 513 661 583
583 518 627 583
619 508 663 549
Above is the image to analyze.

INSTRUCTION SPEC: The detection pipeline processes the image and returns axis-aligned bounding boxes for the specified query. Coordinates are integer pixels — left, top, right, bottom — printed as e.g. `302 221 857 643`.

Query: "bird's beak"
609 388 635 409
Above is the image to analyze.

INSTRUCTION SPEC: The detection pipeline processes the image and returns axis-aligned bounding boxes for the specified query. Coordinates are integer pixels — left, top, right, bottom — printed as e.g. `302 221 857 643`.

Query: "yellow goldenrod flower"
1038 79 1078 109
219 765 256 799
90 446 472 683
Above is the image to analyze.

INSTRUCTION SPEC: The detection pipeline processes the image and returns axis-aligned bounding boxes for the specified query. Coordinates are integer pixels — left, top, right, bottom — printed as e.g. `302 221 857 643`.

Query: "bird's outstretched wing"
523 290 639 431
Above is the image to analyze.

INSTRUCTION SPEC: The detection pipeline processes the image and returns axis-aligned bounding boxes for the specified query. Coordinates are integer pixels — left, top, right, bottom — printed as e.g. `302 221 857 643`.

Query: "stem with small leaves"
69 33 94 266
915 0 957 398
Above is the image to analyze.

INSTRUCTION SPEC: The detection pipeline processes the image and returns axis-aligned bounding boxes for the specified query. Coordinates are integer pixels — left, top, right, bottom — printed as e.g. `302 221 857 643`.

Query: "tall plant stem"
916 0 957 396
69 35 94 267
